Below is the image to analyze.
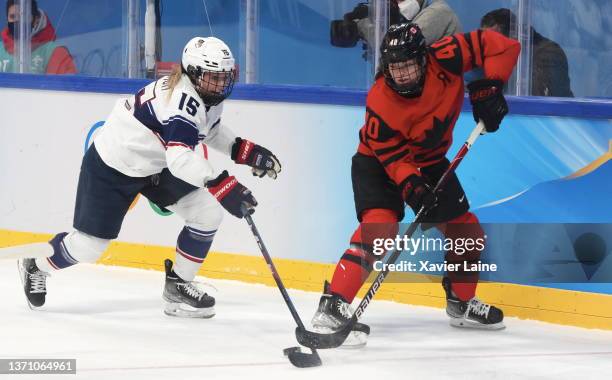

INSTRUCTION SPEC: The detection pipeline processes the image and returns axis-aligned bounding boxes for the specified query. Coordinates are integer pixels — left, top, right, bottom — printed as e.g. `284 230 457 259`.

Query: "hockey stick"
242 207 322 368
296 120 486 349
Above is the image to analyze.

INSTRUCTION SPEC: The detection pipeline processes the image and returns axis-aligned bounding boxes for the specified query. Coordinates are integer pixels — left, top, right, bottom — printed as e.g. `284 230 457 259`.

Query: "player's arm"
205 120 281 179
429 29 520 80
461 30 520 133
458 29 520 81
164 118 257 218
430 30 520 133
205 119 237 156
361 108 436 212
230 136 282 179
201 101 280 179
164 116 216 187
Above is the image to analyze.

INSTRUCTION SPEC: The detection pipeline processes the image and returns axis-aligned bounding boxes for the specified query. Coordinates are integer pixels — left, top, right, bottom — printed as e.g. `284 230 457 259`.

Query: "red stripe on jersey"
152 132 167 150
176 247 204 263
201 143 209 159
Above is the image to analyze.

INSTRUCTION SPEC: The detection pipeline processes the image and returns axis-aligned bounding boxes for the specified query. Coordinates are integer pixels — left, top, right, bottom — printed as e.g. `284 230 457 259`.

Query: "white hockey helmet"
181 36 236 106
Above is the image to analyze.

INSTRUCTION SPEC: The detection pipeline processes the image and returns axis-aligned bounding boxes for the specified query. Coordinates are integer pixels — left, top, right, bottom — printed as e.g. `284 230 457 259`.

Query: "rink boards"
0 79 611 330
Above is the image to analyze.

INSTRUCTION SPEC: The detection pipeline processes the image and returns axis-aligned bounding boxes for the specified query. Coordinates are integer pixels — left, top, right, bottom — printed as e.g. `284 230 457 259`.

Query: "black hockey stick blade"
295 323 354 349
295 320 370 349
283 346 322 368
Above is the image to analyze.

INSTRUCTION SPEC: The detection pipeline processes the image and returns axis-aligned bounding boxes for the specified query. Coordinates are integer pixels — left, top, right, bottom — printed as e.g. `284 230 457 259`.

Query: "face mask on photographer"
6 2 39 37
398 0 421 21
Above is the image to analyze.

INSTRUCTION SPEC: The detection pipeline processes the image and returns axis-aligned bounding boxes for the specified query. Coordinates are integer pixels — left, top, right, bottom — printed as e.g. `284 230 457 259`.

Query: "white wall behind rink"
0 87 364 263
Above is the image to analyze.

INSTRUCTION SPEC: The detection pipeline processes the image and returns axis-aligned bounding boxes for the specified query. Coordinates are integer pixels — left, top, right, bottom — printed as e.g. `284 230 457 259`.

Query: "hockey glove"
467 79 508 133
400 175 437 212
231 137 282 179
206 171 258 218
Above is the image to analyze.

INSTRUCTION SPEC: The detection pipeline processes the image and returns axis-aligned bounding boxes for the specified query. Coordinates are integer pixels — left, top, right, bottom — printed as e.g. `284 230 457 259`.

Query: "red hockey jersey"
357 29 520 187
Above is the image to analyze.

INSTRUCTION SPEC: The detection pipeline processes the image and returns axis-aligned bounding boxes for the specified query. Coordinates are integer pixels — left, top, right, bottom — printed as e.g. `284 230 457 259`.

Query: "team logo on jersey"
413 111 458 150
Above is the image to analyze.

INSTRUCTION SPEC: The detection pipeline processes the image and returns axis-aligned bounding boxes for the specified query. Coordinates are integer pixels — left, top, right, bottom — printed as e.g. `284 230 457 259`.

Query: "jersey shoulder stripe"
162 115 198 131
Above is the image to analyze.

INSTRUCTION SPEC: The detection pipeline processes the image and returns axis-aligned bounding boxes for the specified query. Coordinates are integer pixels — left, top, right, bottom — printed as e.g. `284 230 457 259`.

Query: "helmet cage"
381 24 427 98
185 64 236 107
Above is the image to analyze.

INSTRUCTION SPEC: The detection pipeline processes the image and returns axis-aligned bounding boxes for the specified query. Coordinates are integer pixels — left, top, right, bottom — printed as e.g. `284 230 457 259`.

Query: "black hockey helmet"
380 23 427 98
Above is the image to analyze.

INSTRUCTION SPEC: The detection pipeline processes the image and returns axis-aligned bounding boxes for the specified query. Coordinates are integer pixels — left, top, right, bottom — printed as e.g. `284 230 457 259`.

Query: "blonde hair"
166 64 183 98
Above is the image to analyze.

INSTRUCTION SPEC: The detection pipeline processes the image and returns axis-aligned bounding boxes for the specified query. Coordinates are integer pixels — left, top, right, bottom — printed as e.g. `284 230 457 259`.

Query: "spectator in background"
481 8 573 97
0 0 76 74
331 0 461 54
391 0 462 45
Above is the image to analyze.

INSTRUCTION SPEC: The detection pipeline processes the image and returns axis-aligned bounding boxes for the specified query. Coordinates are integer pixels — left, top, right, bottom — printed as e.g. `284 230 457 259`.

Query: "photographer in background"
331 0 461 55
481 8 573 97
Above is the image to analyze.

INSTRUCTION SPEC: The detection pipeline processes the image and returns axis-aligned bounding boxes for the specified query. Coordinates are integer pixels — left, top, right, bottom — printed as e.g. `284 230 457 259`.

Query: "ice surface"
1 263 611 379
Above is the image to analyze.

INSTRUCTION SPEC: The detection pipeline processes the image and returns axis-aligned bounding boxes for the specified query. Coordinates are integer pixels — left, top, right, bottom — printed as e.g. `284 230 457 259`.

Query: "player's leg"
437 212 503 329
324 208 399 305
143 170 220 318
17 144 141 309
18 231 111 308
311 153 403 347
421 159 504 329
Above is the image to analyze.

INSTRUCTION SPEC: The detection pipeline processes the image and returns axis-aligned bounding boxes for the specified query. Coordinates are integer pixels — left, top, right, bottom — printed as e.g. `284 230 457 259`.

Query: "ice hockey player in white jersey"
14 36 281 318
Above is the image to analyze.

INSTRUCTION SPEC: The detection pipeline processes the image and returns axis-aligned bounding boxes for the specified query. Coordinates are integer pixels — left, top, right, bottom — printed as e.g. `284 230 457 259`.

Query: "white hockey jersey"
94 74 236 187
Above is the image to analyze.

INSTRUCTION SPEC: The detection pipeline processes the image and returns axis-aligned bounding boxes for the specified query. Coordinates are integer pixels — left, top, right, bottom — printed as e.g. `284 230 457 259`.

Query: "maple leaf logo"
412 112 457 149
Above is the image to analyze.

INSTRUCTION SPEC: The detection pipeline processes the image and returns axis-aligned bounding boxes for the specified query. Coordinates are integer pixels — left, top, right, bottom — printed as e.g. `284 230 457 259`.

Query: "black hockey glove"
231 137 282 179
467 79 508 133
400 175 437 213
206 171 257 218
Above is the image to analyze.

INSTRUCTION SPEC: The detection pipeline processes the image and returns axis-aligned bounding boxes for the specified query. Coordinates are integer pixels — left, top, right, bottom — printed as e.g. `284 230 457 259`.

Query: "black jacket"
531 30 573 97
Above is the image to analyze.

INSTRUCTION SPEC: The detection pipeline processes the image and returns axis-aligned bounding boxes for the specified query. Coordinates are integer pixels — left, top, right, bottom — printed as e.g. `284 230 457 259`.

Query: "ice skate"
162 259 215 318
311 281 370 348
443 277 505 330
18 258 50 309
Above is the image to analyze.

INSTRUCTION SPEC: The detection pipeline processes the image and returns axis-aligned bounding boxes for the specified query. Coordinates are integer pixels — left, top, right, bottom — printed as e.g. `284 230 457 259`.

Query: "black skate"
17 258 50 309
311 281 370 348
442 277 505 330
162 259 215 318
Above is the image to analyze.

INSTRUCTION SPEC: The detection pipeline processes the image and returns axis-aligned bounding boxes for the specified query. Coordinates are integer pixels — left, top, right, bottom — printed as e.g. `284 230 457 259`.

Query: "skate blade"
164 302 215 319
449 317 506 330
312 326 368 348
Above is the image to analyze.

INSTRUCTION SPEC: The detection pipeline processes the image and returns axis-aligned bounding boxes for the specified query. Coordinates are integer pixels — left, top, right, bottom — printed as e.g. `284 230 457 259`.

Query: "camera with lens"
330 2 369 47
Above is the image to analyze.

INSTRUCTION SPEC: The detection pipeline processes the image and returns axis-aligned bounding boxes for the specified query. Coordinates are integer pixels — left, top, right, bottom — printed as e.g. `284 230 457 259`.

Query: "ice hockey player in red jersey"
311 23 520 346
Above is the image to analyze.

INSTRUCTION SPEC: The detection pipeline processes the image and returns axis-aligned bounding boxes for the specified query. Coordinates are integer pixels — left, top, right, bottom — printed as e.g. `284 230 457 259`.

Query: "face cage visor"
383 55 427 98
187 66 236 106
